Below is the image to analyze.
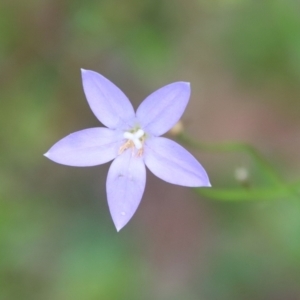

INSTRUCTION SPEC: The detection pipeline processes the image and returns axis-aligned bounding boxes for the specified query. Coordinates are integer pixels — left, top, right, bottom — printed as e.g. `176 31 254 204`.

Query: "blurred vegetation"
224 0 300 88
0 0 300 299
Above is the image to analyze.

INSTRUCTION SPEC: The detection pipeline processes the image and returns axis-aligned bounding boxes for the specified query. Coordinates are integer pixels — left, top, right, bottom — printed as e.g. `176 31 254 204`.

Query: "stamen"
137 148 144 157
118 140 132 154
120 128 145 155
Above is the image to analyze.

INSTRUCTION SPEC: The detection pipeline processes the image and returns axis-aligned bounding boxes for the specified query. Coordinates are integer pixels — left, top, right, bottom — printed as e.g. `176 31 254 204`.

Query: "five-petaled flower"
44 69 211 231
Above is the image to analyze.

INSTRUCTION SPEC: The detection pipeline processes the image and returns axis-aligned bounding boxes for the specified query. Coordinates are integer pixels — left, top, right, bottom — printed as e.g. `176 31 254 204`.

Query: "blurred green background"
1 0 300 299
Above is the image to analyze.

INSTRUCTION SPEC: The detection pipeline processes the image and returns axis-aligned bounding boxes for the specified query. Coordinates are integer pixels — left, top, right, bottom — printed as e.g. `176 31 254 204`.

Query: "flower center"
123 129 144 150
119 129 145 156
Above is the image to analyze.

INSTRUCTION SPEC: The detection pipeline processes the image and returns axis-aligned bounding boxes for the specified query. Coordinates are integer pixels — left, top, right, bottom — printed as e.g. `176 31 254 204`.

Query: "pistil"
119 129 145 155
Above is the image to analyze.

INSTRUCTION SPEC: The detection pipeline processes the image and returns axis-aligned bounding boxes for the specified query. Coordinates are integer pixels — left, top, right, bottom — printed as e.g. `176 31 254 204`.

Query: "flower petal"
81 69 135 129
106 149 146 231
144 137 211 187
44 128 123 166
136 82 190 136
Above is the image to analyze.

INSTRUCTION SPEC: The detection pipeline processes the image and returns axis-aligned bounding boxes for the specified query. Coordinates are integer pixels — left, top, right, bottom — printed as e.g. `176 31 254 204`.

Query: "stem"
177 132 300 201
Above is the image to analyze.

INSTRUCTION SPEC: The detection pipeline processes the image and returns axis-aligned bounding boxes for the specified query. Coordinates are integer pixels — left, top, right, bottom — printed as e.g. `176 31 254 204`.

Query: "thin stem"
177 132 300 201
178 132 283 186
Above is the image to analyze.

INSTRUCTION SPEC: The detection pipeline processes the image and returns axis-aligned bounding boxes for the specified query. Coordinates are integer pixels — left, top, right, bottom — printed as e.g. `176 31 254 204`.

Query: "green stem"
177 132 300 201
178 132 283 186
195 180 300 201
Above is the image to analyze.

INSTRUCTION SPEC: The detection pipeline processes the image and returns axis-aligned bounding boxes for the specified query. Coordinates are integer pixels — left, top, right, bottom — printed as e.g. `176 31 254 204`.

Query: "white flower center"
123 129 144 150
118 128 145 156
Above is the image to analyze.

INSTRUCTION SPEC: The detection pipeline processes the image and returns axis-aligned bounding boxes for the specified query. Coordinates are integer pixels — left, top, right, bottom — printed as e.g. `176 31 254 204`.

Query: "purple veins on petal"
144 137 211 187
106 149 146 231
136 82 190 136
81 69 135 130
44 128 123 167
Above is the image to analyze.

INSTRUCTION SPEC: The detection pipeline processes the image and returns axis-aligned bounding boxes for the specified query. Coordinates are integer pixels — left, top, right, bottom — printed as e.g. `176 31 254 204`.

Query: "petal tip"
81 68 91 76
115 225 122 232
114 220 126 232
198 176 212 188
174 81 190 88
43 152 49 158
183 82 191 91
178 81 190 88
192 179 212 188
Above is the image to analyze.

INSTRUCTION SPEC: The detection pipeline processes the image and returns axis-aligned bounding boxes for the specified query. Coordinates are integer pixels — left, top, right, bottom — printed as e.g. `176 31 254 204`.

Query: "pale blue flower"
45 70 211 231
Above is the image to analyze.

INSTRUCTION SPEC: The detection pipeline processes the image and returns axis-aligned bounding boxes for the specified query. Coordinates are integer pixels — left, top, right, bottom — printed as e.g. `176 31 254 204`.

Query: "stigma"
119 128 145 156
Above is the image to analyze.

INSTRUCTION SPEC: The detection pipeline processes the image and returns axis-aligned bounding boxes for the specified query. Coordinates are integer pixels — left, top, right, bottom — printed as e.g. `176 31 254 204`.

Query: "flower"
44 69 211 231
